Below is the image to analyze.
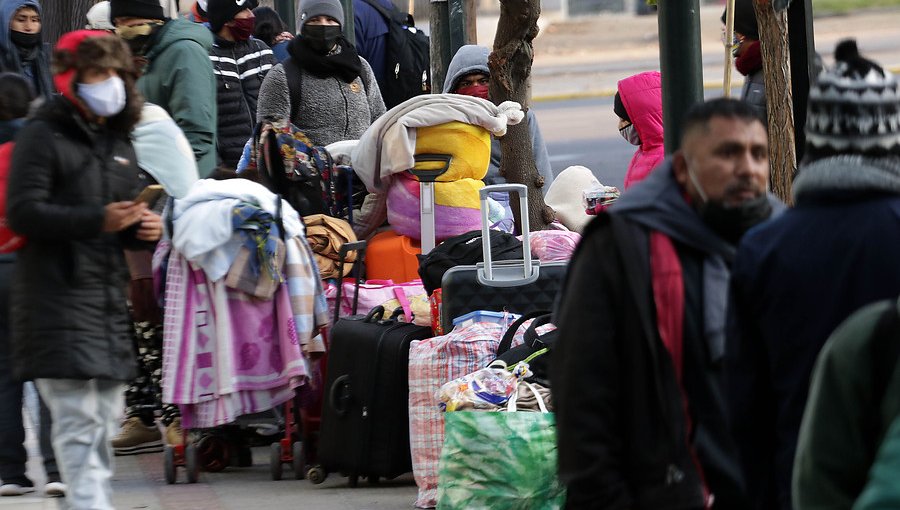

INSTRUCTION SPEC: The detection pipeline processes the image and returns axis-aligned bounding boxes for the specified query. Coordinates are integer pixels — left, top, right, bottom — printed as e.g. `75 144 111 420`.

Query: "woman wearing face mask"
0 0 52 99
614 71 664 189
256 0 386 146
5 30 161 510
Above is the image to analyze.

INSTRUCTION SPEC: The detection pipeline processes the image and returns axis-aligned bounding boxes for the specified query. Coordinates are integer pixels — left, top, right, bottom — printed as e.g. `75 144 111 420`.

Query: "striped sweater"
209 35 277 170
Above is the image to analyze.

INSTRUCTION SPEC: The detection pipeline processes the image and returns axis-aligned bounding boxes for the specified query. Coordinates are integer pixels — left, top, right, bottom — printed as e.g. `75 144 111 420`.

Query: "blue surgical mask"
619 123 641 146
77 75 126 118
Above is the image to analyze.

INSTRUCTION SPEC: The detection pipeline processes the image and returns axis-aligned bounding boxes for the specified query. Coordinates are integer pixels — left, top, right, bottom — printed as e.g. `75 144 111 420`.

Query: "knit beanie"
109 0 165 21
613 92 629 122
297 0 344 27
720 0 759 40
207 0 249 33
804 39 900 163
51 30 132 105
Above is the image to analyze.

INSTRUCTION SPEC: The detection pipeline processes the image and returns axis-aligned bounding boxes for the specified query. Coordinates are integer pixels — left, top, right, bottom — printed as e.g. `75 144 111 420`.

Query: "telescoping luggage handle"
477 184 539 287
410 154 452 255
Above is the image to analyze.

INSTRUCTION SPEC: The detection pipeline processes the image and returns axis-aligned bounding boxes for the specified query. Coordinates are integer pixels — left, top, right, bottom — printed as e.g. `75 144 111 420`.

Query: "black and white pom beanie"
804 39 900 163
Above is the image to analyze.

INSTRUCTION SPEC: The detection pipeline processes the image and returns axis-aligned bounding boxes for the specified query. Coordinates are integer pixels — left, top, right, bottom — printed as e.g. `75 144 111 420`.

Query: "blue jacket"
0 0 52 98
353 0 393 86
729 188 900 510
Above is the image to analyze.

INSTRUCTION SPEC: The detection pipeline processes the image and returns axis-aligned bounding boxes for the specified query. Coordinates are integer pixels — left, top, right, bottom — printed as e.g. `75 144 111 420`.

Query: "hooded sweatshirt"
442 44 554 192
0 0 52 98
617 71 664 188
138 18 218 177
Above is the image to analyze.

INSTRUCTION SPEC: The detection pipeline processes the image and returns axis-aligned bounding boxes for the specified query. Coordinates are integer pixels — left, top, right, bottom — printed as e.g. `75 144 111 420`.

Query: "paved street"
6 5 900 509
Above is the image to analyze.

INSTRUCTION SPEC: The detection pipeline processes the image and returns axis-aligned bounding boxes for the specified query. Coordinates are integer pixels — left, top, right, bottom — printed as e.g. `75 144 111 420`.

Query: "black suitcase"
316 305 432 486
440 184 568 329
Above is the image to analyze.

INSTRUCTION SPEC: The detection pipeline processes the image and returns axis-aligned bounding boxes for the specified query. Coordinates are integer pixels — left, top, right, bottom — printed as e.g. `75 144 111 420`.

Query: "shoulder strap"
283 57 303 123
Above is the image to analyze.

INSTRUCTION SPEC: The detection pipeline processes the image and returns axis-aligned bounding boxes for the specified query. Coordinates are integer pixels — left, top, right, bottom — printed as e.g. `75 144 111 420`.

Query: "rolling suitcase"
440 184 568 329
314 305 433 486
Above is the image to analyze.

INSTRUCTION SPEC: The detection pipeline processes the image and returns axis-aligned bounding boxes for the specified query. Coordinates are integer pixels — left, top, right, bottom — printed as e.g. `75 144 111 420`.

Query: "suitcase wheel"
163 445 177 484
307 465 327 485
291 441 305 480
269 442 283 480
185 443 200 483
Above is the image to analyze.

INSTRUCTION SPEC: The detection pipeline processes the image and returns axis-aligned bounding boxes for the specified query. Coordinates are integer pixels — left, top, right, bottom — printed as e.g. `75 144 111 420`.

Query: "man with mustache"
728 39 900 510
552 98 782 509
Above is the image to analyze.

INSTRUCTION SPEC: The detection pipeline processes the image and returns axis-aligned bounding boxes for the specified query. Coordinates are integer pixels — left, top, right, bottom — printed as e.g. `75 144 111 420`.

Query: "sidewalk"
477 5 900 100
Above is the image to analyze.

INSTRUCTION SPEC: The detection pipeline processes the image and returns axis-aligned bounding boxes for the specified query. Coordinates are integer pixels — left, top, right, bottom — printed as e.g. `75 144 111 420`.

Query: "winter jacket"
442 44 554 191
0 0 52 98
854 409 900 510
353 0 393 86
138 18 217 177
256 54 384 147
729 156 900 510
792 298 900 510
5 96 143 382
553 164 776 510
618 71 664 188
741 68 767 125
209 35 276 170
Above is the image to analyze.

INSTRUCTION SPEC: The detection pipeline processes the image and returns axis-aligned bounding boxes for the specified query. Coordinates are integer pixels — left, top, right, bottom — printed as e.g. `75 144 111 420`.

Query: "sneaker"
165 417 184 447
44 482 66 498
0 483 36 496
112 416 164 455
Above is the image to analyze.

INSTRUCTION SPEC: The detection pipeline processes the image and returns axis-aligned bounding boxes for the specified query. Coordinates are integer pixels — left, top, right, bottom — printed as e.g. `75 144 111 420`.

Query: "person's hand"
103 201 146 233
136 210 163 242
274 31 294 44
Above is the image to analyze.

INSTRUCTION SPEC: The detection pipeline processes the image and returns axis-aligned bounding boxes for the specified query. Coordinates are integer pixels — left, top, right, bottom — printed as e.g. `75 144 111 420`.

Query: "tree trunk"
42 0 95 44
489 0 553 231
753 0 796 204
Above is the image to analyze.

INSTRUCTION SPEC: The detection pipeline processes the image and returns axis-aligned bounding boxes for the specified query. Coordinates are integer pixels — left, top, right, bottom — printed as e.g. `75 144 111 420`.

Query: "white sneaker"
0 483 36 496
44 482 66 497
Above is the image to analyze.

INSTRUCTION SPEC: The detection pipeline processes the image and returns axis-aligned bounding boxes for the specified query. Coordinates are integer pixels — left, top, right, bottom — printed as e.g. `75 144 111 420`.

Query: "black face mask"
10 30 41 48
698 193 772 244
301 24 342 54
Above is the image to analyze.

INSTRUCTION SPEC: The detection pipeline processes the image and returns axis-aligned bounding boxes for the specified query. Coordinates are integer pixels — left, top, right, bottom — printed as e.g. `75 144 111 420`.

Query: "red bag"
0 142 26 253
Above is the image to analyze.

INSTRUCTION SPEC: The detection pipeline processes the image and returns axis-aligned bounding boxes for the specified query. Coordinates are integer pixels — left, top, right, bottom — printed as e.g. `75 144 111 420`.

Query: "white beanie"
85 1 115 31
545 165 602 233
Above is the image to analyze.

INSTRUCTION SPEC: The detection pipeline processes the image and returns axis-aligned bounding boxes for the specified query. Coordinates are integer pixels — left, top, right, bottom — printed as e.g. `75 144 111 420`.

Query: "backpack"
0 142 26 253
360 0 431 110
417 229 523 295
283 56 370 123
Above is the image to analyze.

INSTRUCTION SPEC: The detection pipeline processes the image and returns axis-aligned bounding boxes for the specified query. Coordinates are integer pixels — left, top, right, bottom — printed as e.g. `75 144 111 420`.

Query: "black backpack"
417 229 523 295
361 0 431 110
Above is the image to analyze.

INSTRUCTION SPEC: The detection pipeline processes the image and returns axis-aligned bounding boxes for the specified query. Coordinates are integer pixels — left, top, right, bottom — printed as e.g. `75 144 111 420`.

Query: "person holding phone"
4 30 160 510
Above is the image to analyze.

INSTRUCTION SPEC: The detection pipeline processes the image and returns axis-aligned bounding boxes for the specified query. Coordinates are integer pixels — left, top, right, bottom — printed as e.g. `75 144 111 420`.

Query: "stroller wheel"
269 443 283 480
291 442 305 480
185 443 200 483
163 445 177 484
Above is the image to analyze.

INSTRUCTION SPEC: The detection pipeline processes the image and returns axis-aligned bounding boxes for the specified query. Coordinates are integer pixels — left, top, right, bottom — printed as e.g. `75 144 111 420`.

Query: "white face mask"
77 75 126 118
619 123 641 146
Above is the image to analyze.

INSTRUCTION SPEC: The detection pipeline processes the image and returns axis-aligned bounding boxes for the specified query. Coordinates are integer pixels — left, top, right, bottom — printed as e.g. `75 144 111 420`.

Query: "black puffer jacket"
6 97 143 382
209 35 276 170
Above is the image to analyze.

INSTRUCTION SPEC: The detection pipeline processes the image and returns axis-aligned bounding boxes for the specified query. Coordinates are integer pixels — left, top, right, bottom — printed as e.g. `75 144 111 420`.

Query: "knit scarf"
793 155 900 202
287 36 362 84
735 40 763 76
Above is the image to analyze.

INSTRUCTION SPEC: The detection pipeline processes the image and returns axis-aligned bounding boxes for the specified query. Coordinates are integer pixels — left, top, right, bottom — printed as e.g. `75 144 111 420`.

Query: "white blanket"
171 178 306 282
350 94 524 192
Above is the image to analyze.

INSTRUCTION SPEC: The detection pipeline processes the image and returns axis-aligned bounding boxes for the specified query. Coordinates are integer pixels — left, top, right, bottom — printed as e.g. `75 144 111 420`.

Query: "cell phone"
134 184 165 206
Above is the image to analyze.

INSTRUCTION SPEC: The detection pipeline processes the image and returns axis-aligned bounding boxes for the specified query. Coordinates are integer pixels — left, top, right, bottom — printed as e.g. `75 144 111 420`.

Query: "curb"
532 65 900 103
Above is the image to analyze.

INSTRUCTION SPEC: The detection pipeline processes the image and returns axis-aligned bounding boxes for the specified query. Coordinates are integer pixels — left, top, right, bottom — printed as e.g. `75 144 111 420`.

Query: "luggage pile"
156 96 582 509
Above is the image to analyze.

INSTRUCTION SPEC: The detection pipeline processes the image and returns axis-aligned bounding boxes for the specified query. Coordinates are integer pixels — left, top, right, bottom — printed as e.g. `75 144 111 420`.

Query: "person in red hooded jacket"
614 71 664 189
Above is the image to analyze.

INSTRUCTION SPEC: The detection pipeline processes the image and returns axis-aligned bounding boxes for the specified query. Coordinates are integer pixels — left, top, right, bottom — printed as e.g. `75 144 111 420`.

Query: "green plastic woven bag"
437 410 566 510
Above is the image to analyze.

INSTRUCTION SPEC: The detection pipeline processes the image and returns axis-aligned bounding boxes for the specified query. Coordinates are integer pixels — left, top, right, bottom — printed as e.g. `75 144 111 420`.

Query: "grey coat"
256 57 385 146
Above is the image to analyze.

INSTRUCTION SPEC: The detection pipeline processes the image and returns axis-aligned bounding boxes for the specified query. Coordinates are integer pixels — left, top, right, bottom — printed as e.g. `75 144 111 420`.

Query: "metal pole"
429 0 452 93
341 0 356 46
274 0 296 34
658 0 704 154
788 0 815 162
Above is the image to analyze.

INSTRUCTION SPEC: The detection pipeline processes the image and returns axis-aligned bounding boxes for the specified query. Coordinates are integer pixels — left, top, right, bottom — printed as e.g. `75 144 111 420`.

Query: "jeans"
36 378 124 510
0 258 58 487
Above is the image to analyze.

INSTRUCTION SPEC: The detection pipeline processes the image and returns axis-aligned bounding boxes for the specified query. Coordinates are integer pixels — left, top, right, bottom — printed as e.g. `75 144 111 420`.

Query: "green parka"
138 18 217 177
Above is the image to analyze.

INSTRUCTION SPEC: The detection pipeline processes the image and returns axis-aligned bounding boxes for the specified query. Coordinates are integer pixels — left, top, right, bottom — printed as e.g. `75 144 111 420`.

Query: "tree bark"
753 0 796 204
42 0 95 44
489 0 553 231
